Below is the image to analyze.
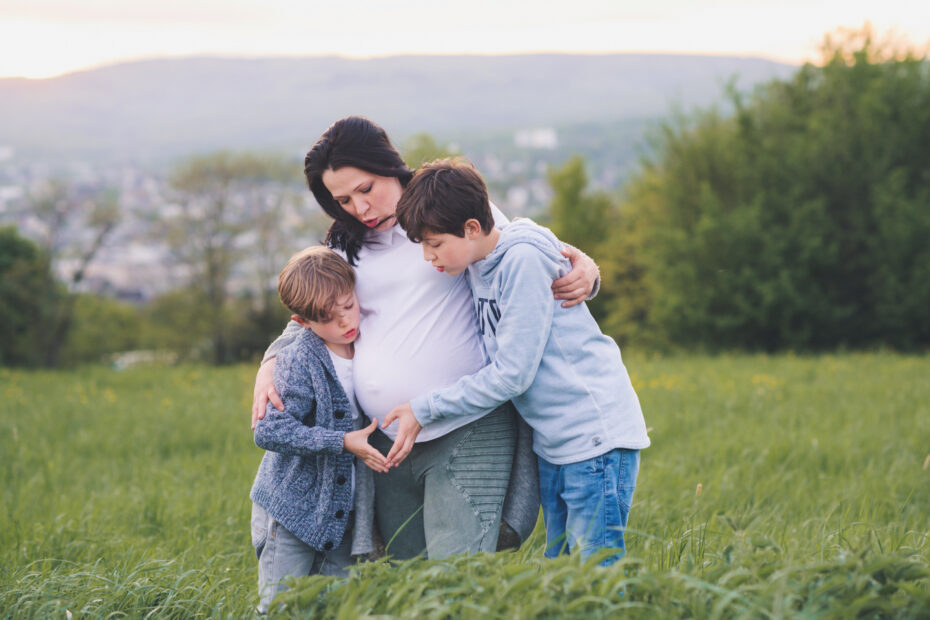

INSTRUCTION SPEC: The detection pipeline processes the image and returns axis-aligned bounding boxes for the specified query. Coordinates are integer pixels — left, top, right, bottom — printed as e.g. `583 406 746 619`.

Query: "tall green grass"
1 354 928 618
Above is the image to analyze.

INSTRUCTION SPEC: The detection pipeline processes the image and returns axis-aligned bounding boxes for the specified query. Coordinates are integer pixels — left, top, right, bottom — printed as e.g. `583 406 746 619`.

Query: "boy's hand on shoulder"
344 419 390 473
382 403 422 467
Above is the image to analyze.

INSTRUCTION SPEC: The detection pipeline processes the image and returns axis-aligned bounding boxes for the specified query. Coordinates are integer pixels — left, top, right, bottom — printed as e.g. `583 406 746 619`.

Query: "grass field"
1 354 928 618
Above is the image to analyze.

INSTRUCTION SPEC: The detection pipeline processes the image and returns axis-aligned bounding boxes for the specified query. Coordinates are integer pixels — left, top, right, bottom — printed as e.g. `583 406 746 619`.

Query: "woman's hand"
344 419 390 473
552 245 600 308
382 403 422 467
251 359 283 430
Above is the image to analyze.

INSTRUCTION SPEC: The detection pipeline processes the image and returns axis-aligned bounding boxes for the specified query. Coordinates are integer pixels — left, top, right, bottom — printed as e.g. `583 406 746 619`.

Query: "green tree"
402 133 459 168
0 227 56 366
58 294 152 365
544 156 622 323
143 288 215 360
611 26 930 351
22 180 120 365
547 156 616 251
154 152 310 364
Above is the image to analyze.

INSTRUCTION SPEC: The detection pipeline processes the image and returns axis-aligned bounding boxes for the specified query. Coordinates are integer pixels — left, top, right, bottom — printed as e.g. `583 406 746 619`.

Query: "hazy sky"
1 0 928 78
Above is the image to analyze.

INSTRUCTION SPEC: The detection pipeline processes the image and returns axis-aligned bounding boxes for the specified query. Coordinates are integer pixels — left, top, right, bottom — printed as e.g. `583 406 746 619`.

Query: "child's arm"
416 244 556 419
255 348 389 471
254 385 344 457
384 244 557 462
253 349 344 456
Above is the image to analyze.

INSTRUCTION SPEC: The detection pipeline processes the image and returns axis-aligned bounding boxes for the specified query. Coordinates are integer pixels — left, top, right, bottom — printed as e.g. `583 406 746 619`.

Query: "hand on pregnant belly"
344 419 390 473
382 402 422 466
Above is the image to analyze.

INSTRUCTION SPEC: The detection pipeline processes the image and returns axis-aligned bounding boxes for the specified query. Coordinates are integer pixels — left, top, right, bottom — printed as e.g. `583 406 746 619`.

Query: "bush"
606 28 930 351
0 227 56 366
58 294 154 365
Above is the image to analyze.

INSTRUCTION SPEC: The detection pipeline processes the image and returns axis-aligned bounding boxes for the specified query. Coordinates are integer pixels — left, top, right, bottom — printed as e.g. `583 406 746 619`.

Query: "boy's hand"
382 403 422 467
552 245 599 308
344 419 390 473
251 359 283 430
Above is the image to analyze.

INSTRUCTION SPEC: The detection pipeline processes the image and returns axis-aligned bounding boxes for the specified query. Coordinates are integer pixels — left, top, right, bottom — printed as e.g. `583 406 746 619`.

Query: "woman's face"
322 166 403 233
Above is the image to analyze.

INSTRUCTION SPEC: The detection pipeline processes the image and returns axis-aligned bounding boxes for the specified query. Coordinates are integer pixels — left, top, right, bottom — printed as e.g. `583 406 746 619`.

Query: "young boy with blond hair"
249 246 386 613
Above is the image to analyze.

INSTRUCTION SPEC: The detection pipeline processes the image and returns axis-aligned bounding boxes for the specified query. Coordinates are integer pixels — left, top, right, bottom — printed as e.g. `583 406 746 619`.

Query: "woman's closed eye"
335 185 370 205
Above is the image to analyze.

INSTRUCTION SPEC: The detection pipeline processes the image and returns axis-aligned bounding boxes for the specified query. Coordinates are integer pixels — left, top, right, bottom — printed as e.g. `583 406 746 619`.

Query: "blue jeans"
251 503 354 614
538 448 640 566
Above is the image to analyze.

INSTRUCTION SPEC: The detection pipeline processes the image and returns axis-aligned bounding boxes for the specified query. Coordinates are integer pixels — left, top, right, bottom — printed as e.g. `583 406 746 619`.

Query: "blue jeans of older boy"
538 448 640 566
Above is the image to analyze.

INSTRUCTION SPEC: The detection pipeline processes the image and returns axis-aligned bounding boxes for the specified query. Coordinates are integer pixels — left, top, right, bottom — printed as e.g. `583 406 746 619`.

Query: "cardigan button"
337 475 347 485
334 410 345 419
335 510 345 519
323 541 334 551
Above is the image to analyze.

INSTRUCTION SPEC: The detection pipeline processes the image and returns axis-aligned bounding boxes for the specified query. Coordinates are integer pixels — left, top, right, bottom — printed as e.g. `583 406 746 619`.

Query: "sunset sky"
1 0 928 78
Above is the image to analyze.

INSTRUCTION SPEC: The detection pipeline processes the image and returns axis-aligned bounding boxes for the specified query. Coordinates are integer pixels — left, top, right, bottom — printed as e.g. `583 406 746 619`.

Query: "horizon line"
0 49 805 81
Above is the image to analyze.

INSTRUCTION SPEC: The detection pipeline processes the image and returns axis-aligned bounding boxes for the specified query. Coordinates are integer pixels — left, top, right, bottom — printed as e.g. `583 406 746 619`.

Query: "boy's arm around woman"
253 350 346 457
253 335 386 472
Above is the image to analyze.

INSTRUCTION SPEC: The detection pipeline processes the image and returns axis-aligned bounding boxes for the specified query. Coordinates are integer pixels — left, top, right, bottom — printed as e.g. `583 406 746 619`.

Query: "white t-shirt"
327 348 361 420
352 211 507 442
264 207 511 444
327 348 360 493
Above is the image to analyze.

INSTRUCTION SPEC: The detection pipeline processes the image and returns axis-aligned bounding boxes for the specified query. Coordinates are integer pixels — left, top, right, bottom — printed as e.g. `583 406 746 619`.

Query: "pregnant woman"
252 116 599 559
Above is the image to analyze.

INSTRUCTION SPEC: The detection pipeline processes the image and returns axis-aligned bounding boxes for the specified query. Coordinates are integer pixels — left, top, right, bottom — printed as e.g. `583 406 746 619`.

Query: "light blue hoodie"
411 218 650 465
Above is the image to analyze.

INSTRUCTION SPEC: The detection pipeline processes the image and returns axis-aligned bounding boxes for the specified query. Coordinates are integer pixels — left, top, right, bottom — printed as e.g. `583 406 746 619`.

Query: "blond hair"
278 246 356 321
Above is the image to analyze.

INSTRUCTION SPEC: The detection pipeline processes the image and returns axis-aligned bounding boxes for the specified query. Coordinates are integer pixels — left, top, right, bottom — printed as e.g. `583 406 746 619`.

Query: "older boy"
385 159 650 565
250 246 386 613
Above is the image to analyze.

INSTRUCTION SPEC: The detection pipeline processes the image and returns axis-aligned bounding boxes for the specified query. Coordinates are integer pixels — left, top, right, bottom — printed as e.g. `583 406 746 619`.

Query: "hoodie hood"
478 218 569 279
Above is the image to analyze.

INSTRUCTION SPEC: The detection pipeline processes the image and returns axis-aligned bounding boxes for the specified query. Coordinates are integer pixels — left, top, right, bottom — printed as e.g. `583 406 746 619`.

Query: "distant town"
0 122 646 304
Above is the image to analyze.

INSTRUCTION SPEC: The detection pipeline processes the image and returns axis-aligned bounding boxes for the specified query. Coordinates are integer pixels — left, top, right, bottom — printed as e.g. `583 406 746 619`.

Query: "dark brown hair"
395 157 494 243
304 116 414 264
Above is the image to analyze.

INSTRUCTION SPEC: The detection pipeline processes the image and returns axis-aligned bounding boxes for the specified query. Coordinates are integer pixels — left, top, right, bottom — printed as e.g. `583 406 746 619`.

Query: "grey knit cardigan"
250 327 375 555
264 320 540 545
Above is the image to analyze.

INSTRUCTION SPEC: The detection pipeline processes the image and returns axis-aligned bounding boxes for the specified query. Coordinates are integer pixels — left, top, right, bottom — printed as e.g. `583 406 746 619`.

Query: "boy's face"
294 292 361 346
420 221 482 277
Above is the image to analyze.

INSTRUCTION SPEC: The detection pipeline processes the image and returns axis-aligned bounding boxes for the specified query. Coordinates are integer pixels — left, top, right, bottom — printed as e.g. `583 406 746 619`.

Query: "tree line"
0 155 319 367
549 28 930 352
2 28 928 367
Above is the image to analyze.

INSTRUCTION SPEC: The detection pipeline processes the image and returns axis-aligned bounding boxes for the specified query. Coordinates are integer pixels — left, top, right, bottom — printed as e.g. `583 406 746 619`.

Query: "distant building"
505 186 529 213
514 128 558 150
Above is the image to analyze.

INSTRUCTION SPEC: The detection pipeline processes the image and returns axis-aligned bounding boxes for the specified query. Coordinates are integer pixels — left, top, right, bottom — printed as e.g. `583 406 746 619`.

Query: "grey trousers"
251 503 354 614
369 404 516 560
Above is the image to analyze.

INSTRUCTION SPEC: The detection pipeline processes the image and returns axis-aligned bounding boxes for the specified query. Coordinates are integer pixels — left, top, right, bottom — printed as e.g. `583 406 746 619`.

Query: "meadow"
1 354 928 618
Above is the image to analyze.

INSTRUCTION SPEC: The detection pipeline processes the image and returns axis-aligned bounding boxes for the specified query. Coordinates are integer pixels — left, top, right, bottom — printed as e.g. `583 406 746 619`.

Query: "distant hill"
0 54 796 164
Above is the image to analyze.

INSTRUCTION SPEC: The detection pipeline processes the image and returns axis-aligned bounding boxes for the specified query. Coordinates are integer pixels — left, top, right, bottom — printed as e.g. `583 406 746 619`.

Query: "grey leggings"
370 403 516 560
